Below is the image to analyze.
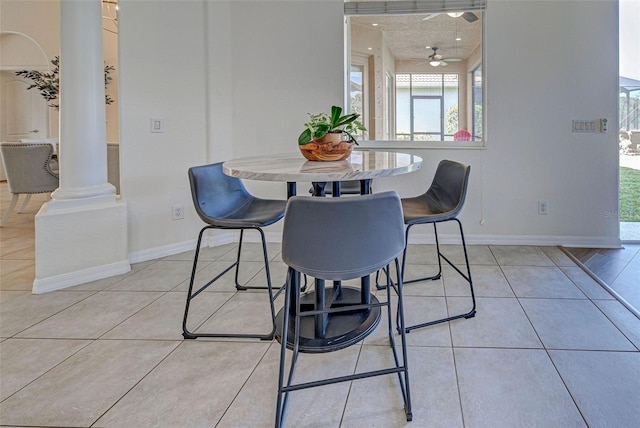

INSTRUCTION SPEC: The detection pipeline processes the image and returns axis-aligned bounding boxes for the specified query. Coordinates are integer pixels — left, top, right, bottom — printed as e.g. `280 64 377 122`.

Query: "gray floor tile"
399 244 436 265
592 299 640 349
0 338 91 401
444 265 514 297
96 341 271 428
541 246 576 266
549 350 640 428
218 242 283 262
194 291 280 337
107 260 194 291
560 266 615 300
68 260 156 291
520 298 636 351
101 291 234 340
171 260 266 292
219 343 359 428
401 266 445 295
449 297 542 349
0 290 95 337
502 266 586 299
610 254 640 311
455 348 586 427
16 291 163 339
244 260 294 290
342 345 463 428
447 244 498 266
490 245 555 266
0 339 179 427
399 296 452 346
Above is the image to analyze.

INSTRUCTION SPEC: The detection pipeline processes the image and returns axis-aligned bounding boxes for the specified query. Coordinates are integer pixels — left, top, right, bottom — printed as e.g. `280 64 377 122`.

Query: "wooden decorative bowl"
298 133 354 161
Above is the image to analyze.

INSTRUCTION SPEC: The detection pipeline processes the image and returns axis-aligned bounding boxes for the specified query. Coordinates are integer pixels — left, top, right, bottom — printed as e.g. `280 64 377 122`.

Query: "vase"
298 132 354 161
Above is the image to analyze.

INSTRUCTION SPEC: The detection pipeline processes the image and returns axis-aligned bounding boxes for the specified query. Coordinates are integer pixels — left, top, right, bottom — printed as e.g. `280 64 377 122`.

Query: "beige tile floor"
1 185 640 427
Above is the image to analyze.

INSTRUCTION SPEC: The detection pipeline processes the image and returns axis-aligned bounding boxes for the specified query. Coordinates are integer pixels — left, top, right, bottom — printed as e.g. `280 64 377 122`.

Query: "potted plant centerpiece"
298 105 366 161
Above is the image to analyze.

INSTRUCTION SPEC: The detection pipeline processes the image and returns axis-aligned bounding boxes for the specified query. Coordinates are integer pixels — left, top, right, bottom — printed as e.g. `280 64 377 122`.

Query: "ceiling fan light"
447 12 464 18
430 60 440 66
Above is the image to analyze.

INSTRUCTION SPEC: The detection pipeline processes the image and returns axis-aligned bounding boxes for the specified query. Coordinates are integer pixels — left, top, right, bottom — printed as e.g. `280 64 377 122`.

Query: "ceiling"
350 12 482 62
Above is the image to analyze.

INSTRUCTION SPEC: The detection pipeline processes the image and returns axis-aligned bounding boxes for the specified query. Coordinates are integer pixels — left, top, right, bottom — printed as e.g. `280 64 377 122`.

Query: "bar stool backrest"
188 162 251 224
424 159 470 218
281 191 405 281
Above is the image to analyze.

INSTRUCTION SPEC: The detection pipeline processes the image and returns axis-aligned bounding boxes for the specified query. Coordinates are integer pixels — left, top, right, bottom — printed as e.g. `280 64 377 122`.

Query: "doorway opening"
619 1 640 243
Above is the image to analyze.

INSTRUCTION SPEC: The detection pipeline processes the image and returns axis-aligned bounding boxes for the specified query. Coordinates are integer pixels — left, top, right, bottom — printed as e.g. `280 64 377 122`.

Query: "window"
345 0 486 145
396 73 459 141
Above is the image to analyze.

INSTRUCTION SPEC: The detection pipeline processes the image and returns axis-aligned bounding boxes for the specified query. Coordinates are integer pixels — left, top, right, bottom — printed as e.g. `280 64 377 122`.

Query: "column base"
33 198 130 293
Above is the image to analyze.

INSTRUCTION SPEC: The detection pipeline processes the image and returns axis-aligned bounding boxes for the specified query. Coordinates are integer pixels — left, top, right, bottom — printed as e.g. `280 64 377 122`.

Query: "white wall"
118 0 209 258
119 0 619 259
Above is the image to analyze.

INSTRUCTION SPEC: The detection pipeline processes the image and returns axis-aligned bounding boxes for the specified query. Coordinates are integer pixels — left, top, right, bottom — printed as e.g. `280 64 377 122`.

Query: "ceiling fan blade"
440 61 448 66
443 57 462 62
462 12 478 23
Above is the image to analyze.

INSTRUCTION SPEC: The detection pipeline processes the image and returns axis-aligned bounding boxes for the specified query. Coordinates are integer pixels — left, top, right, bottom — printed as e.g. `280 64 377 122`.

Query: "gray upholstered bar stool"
182 162 286 340
0 143 59 227
399 159 476 332
275 191 412 427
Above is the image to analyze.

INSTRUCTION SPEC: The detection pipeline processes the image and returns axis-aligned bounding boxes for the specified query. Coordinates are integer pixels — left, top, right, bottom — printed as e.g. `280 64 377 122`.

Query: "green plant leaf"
334 113 359 128
330 105 343 128
313 123 330 139
298 128 312 145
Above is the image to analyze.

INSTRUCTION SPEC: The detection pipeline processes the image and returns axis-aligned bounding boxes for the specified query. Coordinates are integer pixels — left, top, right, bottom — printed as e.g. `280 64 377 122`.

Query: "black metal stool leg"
401 223 443 285
275 268 293 428
182 226 209 339
402 219 476 333
182 226 279 340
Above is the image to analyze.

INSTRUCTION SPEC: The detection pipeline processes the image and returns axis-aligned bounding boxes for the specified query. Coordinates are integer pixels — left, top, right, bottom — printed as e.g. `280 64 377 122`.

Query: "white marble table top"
223 150 422 182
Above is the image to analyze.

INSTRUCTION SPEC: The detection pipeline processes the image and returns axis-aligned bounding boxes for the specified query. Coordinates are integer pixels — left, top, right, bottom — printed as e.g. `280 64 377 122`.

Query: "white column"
33 0 129 293
50 0 115 208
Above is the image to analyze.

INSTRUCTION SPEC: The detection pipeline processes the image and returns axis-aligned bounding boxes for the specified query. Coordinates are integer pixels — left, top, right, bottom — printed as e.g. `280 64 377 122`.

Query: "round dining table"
223 150 423 352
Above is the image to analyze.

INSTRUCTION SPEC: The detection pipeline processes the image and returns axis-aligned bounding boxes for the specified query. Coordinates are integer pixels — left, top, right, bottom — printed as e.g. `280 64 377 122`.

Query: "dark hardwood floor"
565 244 640 316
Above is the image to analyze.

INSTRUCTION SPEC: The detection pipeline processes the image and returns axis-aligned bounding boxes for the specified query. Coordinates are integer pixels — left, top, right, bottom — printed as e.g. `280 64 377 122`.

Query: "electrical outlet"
172 205 185 220
538 201 548 215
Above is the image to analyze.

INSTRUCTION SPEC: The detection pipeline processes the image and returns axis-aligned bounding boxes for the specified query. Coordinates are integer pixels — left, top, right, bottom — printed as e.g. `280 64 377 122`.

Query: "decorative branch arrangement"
15 56 115 110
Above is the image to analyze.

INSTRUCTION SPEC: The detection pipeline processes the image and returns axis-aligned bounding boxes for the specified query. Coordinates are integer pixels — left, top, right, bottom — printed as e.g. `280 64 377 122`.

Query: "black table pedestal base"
275 287 381 353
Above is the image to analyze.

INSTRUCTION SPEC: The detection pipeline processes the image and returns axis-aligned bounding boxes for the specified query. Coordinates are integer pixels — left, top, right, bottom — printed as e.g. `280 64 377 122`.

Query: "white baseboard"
32 260 131 294
127 232 622 265
129 239 198 264
128 232 239 264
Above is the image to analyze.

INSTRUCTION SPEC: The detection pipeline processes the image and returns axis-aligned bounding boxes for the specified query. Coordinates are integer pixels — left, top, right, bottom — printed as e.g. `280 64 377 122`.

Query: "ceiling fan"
446 11 479 22
416 47 463 67
428 47 447 66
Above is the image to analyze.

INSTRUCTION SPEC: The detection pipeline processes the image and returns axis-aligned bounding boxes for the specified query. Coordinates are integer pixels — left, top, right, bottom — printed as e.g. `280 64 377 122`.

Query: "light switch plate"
151 118 164 133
